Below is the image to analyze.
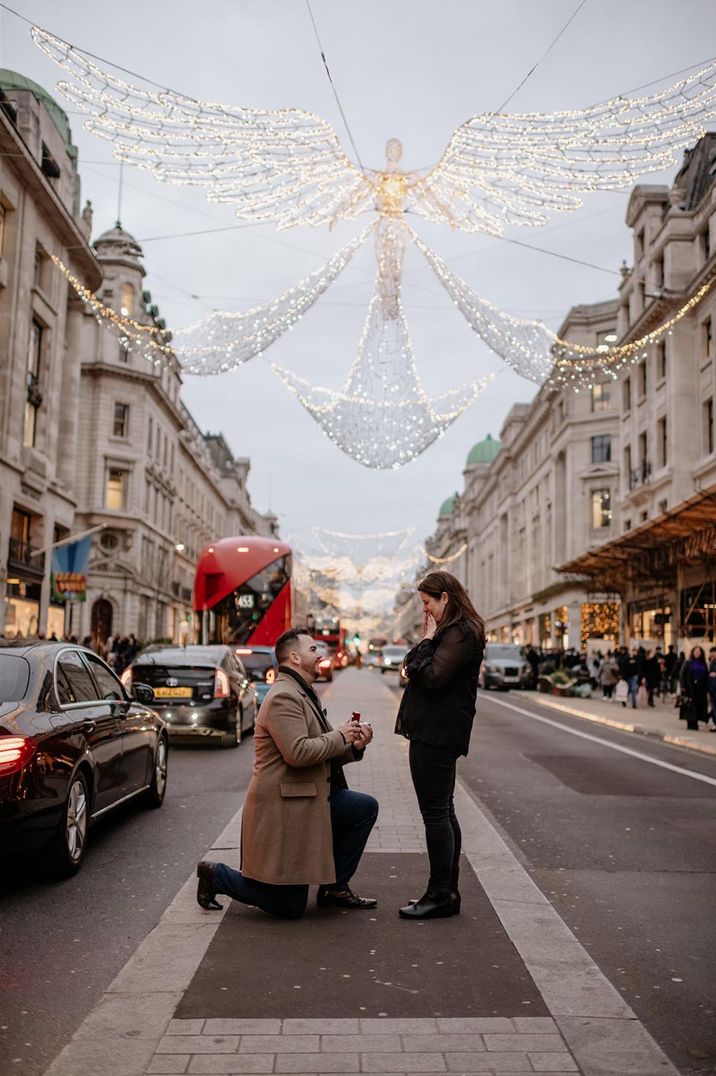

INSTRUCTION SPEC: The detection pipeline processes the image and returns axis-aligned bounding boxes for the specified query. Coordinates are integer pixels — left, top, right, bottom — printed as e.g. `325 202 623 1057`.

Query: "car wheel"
143 736 168 809
46 770 90 877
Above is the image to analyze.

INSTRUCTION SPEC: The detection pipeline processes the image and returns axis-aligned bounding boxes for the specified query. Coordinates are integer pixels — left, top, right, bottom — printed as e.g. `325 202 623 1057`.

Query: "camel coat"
240 671 360 885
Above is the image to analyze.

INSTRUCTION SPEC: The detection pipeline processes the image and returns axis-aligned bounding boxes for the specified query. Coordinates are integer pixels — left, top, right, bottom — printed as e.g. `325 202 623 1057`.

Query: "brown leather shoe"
317 886 377 909
196 861 223 910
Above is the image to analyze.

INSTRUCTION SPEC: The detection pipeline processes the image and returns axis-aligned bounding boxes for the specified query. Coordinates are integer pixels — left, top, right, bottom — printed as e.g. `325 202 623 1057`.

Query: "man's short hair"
275 626 312 665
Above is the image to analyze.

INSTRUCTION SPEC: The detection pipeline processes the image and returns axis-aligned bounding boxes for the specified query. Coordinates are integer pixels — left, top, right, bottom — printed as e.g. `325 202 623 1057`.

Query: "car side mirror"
131 682 155 705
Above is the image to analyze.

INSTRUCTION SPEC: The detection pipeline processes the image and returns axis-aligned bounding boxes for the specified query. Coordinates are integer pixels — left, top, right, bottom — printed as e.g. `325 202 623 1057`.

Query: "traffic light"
353 633 361 644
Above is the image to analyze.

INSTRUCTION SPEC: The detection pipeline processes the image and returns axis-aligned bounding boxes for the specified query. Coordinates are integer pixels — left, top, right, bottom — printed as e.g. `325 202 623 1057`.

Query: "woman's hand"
421 611 438 641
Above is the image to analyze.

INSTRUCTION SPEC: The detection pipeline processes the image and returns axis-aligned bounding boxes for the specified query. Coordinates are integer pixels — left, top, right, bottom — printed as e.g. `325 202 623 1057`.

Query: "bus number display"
237 593 255 610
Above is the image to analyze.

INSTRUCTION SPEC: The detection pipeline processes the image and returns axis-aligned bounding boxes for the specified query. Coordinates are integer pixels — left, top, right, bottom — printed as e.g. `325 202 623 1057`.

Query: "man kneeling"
197 627 378 918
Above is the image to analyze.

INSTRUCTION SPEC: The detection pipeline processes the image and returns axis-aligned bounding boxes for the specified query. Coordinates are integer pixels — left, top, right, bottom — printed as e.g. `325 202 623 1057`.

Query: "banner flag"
51 535 92 604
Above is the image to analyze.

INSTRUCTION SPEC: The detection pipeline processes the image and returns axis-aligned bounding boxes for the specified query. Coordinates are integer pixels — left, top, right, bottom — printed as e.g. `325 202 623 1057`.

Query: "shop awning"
558 483 716 590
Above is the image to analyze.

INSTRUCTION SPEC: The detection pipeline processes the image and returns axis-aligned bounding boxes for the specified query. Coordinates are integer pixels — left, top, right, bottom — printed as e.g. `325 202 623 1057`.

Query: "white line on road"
487 695 716 789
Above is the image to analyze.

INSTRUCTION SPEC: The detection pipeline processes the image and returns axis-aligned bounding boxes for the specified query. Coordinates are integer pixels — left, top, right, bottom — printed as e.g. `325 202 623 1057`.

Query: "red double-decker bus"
194 536 292 646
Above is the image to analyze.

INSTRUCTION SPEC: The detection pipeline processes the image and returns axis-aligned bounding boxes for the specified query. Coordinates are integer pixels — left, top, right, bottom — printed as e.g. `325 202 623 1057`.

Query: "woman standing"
679 645 709 730
395 571 484 919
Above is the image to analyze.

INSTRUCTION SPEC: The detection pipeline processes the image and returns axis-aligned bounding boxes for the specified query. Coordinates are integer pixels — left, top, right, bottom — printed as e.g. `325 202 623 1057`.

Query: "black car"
123 644 257 747
0 641 167 877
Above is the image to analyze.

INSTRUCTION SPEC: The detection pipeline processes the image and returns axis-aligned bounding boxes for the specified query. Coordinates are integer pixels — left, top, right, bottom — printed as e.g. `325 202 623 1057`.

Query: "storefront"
559 485 716 648
4 580 41 638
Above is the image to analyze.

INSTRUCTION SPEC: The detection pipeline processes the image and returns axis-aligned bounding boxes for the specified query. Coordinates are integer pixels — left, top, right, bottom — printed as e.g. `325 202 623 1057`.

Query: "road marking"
487 695 716 789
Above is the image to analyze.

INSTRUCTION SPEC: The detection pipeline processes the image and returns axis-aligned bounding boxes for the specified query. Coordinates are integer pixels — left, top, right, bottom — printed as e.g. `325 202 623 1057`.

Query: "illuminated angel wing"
410 60 716 233
31 27 374 229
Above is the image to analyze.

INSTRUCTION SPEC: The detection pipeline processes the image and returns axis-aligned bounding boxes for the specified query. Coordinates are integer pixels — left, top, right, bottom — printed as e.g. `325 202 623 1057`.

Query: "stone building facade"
0 71 100 640
562 135 716 649
0 73 277 645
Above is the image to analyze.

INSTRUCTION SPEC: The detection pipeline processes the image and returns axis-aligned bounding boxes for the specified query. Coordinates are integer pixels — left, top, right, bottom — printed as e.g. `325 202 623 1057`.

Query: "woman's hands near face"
422 611 438 640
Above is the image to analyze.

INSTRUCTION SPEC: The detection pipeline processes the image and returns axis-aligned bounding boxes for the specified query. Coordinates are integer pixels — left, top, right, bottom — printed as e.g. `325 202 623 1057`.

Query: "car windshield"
383 648 407 659
241 651 275 681
0 654 31 701
487 646 522 660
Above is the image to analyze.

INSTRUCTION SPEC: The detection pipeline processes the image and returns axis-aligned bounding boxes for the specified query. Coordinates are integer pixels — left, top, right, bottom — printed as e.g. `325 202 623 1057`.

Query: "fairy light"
425 543 468 565
172 225 372 374
33 23 716 235
273 225 493 469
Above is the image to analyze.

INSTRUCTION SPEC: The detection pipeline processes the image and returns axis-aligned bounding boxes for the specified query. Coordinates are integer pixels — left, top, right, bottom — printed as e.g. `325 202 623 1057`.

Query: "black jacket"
395 619 483 756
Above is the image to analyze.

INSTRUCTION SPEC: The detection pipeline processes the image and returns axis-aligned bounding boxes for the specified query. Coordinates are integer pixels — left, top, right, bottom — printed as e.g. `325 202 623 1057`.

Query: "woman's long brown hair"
417 571 485 645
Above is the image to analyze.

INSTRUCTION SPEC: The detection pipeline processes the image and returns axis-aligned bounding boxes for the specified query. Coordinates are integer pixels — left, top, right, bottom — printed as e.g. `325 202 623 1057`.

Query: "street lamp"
175 543 185 553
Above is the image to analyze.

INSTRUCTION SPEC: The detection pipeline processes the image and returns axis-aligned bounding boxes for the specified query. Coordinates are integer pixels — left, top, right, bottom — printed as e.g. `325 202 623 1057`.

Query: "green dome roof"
0 70 72 147
466 433 501 466
438 493 458 518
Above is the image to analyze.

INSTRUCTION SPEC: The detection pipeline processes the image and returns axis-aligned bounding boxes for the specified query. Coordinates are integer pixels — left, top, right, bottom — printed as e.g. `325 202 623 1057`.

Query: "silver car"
480 644 531 690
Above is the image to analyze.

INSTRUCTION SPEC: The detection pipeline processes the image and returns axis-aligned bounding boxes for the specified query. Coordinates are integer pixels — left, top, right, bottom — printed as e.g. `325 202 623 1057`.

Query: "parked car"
365 647 383 669
313 641 334 683
380 644 409 687
0 640 167 877
122 644 257 746
480 644 531 690
234 644 276 707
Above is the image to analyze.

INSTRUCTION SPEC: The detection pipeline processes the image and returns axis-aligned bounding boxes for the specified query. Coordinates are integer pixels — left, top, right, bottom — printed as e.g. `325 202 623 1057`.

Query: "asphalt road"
0 735 256 1076
454 687 716 1076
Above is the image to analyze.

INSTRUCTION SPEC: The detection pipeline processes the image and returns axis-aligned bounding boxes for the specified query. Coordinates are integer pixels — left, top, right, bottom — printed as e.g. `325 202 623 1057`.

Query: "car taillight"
120 667 132 689
214 668 230 698
319 659 331 670
0 736 37 777
265 668 276 684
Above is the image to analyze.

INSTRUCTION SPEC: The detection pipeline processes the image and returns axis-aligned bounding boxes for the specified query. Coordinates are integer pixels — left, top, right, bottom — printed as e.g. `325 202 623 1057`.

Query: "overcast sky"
2 0 715 557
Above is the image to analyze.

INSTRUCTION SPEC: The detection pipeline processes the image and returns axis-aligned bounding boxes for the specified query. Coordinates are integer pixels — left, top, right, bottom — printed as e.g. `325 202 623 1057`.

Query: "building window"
638 430 648 465
591 434 612 463
33 244 48 289
591 383 611 412
657 416 668 467
591 489 612 529
106 468 126 510
701 225 711 263
23 319 44 448
623 518 632 532
638 358 647 398
658 499 668 515
147 416 153 453
623 376 631 411
118 342 130 363
113 402 129 438
120 283 134 317
624 444 632 482
657 341 666 381
704 398 714 455
653 255 664 289
703 317 713 362
0 203 5 255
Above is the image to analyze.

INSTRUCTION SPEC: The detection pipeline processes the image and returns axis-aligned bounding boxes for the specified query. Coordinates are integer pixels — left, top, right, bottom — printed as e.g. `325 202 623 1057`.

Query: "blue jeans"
212 787 378 919
628 675 639 707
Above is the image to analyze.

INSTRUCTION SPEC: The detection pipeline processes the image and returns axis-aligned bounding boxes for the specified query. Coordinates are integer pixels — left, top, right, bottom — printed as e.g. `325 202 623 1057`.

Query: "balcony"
8 538 46 576
629 459 652 491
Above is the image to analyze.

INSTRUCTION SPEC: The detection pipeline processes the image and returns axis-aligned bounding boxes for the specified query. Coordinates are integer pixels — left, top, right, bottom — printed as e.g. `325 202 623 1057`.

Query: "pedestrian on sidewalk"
708 647 716 730
599 654 617 699
664 644 678 694
678 645 709 731
395 571 484 920
644 650 661 707
196 627 378 918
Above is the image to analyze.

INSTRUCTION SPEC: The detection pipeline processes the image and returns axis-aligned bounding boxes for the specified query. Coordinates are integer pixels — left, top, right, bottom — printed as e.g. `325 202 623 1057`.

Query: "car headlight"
384 658 392 665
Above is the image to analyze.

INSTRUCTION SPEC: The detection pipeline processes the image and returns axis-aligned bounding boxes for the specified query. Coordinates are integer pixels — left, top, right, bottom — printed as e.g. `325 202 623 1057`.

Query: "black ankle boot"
399 890 455 919
408 890 461 913
196 861 223 910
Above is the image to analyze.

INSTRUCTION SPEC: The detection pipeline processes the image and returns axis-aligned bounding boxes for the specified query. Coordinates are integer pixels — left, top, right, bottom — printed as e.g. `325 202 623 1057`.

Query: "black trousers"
409 739 461 893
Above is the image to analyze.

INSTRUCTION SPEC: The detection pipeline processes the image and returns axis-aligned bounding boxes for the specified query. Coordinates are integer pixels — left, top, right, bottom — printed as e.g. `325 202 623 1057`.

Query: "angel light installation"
33 25 716 459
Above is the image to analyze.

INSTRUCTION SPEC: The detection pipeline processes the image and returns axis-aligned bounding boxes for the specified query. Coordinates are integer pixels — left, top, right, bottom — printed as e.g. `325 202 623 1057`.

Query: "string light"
32 23 716 234
172 225 372 373
413 234 716 389
273 223 492 469
425 543 468 565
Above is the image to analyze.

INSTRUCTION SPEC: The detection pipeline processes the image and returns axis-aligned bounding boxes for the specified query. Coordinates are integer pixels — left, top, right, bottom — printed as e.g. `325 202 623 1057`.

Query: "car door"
231 654 255 730
54 649 122 815
82 652 154 796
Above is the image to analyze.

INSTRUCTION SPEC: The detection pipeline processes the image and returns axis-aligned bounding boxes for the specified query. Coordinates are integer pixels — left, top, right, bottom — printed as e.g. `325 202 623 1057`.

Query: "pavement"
40 669 681 1076
524 690 716 758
